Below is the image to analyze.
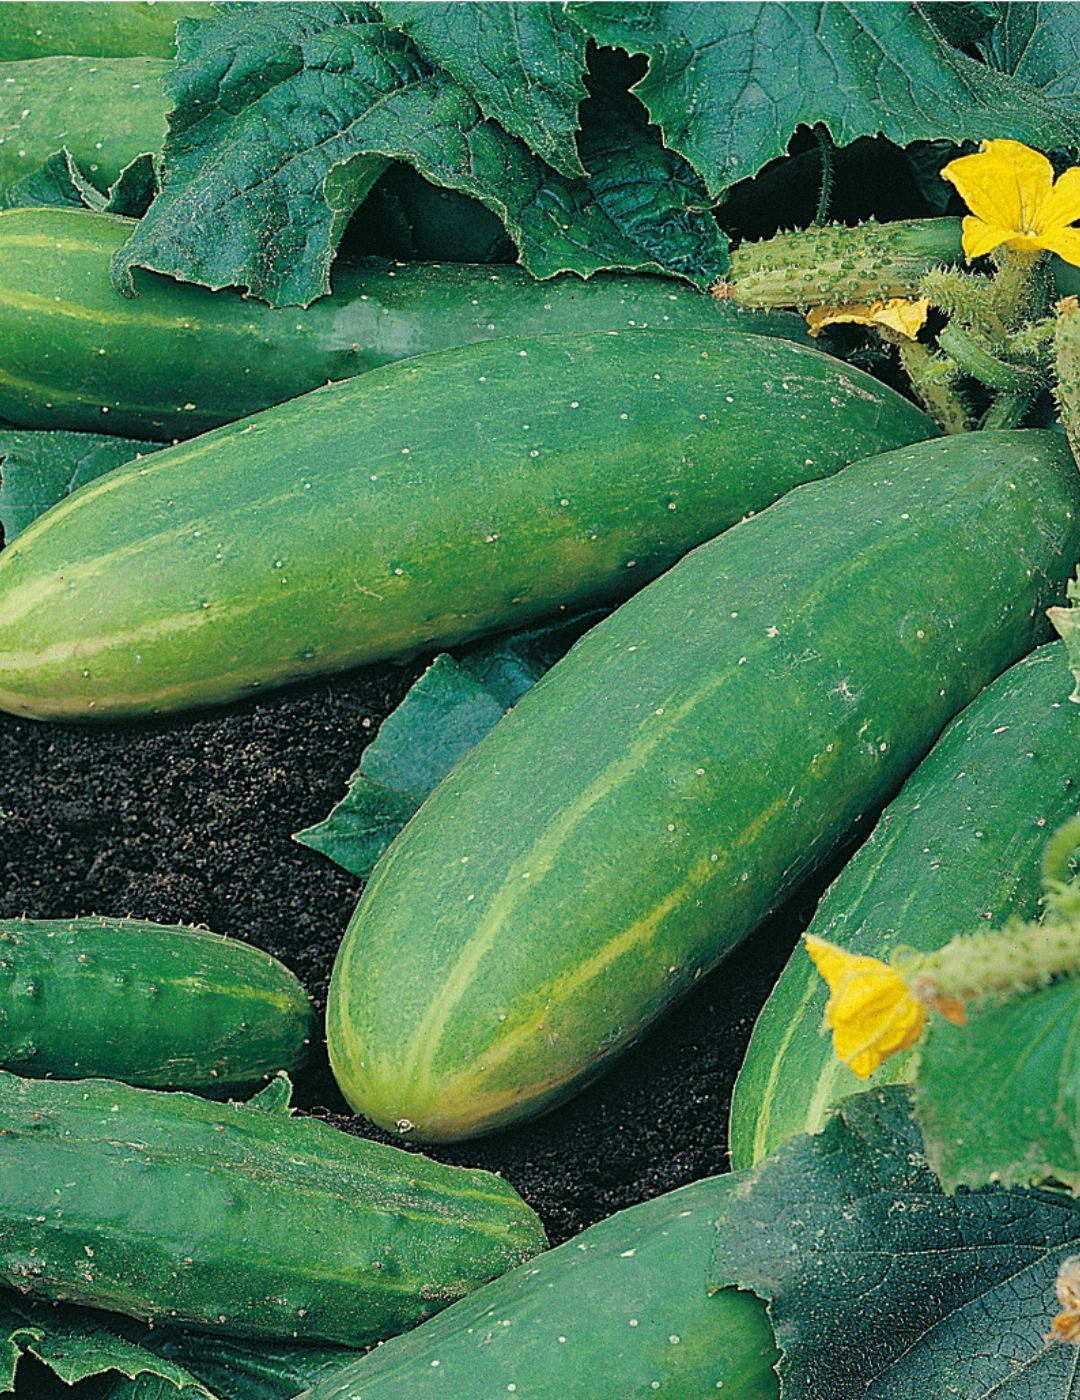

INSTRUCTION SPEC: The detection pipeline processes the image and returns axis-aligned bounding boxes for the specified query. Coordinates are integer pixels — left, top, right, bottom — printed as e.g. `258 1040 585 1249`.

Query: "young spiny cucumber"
0 916 314 1094
0 328 934 721
0 1071 547 1345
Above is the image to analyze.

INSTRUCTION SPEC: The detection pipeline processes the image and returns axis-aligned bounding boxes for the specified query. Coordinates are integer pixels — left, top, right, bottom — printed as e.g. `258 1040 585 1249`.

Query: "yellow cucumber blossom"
941 139 1080 265
805 297 928 340
803 935 927 1078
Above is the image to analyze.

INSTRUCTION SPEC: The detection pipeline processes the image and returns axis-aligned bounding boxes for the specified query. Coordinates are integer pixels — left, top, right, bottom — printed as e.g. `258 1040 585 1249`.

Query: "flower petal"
804 934 927 1079
1037 225 1080 268
960 215 1016 261
1040 166 1080 235
805 298 927 340
943 140 1056 235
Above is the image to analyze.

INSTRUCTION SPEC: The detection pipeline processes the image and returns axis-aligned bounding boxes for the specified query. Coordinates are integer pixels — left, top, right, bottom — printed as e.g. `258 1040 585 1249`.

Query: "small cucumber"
0 328 934 721
0 206 817 439
0 916 314 1094
729 639 1080 1168
0 4 203 60
0 57 170 200
0 1071 546 1345
297 1174 779 1400
326 431 1080 1142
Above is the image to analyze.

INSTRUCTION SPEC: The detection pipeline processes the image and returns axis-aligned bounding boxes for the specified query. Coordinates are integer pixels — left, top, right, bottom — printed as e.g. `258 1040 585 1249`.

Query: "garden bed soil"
0 662 830 1245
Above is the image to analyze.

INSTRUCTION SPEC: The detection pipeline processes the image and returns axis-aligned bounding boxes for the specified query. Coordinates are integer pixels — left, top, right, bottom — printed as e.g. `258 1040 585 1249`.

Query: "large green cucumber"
0 4 205 61
298 1174 779 1400
0 1070 546 1344
728 639 1080 1168
0 57 170 200
0 915 314 1094
326 431 1080 1143
0 207 817 440
0 328 934 721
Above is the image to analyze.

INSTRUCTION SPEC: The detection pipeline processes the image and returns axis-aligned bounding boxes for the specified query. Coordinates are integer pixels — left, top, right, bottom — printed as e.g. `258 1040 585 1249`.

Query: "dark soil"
0 663 827 1246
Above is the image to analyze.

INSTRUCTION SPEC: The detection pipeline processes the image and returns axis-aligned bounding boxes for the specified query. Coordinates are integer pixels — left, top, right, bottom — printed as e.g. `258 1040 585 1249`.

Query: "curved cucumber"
0 57 170 200
0 4 203 60
0 1071 546 1345
0 207 818 440
729 639 1080 1168
0 915 314 1094
326 431 1080 1143
0 328 934 721
298 1174 779 1400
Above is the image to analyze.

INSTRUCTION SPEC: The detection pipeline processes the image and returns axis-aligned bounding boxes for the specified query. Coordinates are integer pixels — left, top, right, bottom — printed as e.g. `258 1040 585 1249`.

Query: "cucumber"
0 1070 546 1345
297 1174 779 1400
0 4 204 61
0 328 934 721
0 207 818 440
0 915 314 1094
326 431 1080 1143
728 639 1080 1168
0 57 170 200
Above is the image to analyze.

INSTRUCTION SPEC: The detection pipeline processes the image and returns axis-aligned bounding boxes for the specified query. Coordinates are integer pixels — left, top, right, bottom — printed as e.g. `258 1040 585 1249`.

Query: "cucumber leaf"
0 1294 349 1400
0 1297 209 1398
570 2 1080 202
0 430 163 544
915 979 1080 1193
976 2 1080 106
294 612 601 877
709 1086 1080 1397
111 4 728 305
379 2 589 178
2 149 158 218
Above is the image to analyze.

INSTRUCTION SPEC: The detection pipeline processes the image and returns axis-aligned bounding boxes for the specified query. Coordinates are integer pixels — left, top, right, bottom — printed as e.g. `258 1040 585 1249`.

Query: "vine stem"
813 125 833 225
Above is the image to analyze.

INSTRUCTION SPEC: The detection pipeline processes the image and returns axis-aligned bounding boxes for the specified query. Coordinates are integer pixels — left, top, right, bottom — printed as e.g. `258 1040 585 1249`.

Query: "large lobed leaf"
112 3 727 306
710 1087 1080 1397
571 2 1080 199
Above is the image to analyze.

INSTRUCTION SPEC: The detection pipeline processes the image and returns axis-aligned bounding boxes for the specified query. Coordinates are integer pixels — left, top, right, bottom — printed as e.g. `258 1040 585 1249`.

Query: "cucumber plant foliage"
108 1 1080 308
710 1087 1080 1399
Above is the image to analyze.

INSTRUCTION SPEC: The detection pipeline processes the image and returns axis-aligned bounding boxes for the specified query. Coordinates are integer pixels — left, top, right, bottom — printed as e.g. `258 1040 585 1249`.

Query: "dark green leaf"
977 2 1080 104
0 1296 208 1398
710 1087 1080 1397
922 2 1002 53
916 979 1080 1192
571 2 1080 201
379 2 588 177
294 613 600 877
1050 574 1080 702
113 5 727 305
2 150 157 217
0 430 163 544
0 1290 349 1400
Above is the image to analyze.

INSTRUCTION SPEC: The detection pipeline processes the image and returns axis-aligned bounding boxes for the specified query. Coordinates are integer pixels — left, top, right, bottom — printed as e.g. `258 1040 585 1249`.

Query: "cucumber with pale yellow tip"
326 430 1080 1142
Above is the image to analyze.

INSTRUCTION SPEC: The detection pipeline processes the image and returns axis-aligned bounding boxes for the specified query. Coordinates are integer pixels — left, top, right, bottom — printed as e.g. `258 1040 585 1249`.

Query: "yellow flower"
805 297 928 340
804 934 927 1078
941 139 1080 266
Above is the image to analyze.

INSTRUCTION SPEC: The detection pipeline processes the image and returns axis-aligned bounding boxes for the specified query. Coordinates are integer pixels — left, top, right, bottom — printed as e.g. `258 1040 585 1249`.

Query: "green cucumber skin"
0 4 206 60
0 916 315 1094
0 1071 546 1345
729 639 1080 1169
326 431 1080 1143
299 1175 779 1400
0 57 170 199
0 207 817 440
0 328 934 722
